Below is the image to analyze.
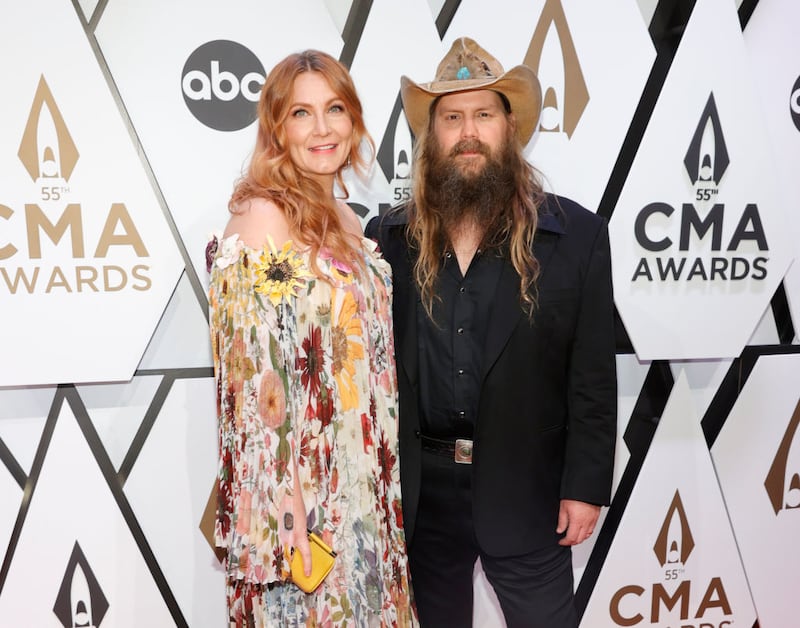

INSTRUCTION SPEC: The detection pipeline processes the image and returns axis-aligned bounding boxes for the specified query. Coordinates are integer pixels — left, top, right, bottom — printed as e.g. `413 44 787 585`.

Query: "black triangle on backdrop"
340 0 374 69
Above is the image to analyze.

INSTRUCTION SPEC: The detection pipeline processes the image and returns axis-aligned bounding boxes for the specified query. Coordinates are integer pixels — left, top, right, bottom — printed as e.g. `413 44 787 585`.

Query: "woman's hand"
286 465 311 577
291 473 312 577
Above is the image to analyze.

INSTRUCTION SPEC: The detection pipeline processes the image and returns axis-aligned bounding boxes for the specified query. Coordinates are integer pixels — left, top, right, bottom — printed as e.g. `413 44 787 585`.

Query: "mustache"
449 139 491 158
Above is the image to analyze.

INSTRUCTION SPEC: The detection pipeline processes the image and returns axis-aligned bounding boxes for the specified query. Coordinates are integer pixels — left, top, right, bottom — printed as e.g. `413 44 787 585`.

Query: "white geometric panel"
76 0 99 23
447 0 655 212
609 0 793 360
323 0 352 33
473 560 504 627
95 0 344 293
744 0 800 342
0 394 177 626
138 272 213 371
581 371 757 627
75 375 164 472
0 387 55 475
0 387 55 579
346 0 444 215
711 353 800 628
426 0 447 21
637 0 658 25
746 301 780 346
124 376 222 627
610 354 652 497
0 2 184 386
0 466 23 576
669 357 733 419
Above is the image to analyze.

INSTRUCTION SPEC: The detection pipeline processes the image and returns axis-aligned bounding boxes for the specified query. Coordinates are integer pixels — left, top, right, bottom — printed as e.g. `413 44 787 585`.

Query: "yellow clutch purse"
290 531 337 593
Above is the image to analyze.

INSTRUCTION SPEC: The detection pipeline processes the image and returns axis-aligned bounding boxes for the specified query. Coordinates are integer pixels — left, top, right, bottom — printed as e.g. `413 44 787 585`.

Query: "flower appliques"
254 238 313 306
319 247 353 284
205 232 220 273
331 290 364 411
298 326 324 397
210 233 244 271
258 369 287 430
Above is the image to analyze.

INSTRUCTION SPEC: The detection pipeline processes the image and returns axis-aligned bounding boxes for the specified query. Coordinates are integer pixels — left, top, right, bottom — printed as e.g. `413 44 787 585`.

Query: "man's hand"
556 499 600 546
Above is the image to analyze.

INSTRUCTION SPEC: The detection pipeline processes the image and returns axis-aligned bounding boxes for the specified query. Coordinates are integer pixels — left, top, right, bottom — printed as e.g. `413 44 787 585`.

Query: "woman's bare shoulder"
223 198 292 249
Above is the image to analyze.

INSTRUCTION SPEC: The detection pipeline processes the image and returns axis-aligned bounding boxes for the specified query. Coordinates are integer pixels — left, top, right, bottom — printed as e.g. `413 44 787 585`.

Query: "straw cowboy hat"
400 37 542 145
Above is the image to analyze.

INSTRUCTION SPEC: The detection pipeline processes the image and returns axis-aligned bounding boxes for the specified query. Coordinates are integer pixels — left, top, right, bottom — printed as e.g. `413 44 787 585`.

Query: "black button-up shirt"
417 248 504 438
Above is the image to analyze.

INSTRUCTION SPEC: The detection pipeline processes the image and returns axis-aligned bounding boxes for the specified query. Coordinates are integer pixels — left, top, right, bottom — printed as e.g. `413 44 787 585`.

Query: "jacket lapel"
481 260 522 379
480 209 564 380
397 274 418 390
385 221 418 390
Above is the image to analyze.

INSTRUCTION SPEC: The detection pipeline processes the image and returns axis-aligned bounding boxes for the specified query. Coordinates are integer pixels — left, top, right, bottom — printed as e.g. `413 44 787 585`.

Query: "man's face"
431 89 511 175
423 89 518 234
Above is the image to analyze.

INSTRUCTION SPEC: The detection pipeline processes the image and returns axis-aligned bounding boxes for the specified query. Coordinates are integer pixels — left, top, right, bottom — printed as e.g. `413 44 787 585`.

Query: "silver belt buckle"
454 438 473 464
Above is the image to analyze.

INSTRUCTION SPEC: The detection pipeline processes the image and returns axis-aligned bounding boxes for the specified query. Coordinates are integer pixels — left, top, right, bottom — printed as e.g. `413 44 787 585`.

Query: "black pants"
409 448 577 628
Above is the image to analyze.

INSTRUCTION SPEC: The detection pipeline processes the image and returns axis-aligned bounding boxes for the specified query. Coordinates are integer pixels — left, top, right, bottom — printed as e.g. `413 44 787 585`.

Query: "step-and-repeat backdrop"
1 0 798 626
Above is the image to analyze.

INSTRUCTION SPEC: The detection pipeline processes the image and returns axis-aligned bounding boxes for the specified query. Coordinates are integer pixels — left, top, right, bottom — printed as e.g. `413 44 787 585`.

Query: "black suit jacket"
366 194 617 557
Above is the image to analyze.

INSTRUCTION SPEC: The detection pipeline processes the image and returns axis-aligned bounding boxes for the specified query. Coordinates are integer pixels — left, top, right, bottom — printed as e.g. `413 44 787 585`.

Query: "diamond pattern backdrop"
0 1 797 626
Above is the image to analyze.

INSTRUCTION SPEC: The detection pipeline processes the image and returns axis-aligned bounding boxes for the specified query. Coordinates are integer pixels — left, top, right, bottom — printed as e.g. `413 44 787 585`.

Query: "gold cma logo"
18 75 79 185
523 0 589 138
764 398 800 515
0 75 152 294
609 490 734 627
653 490 695 567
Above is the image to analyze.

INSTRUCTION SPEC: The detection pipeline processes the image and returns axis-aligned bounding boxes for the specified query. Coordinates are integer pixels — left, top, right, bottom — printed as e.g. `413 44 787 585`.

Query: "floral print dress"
208 233 416 627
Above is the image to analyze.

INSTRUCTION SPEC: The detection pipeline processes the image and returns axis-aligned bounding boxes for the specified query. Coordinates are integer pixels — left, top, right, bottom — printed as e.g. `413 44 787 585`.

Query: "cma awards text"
631 201 769 282
0 202 152 294
610 576 733 627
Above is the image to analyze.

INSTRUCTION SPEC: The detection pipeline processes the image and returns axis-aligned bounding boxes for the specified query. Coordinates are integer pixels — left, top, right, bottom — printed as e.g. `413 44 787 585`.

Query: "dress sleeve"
208 241 299 585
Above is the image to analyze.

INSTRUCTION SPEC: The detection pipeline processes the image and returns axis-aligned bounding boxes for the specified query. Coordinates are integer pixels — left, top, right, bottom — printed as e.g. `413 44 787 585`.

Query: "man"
366 37 617 627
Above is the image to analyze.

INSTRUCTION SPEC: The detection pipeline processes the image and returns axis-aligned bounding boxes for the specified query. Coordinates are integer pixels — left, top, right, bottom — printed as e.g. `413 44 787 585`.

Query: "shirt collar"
536 209 566 235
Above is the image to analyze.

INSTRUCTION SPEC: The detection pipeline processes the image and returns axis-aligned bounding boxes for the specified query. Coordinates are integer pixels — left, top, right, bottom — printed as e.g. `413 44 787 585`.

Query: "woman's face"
284 71 354 185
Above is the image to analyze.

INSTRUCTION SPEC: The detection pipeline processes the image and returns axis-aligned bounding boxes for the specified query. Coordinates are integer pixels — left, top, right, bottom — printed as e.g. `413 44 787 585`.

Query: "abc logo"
791 75 800 133
182 40 265 132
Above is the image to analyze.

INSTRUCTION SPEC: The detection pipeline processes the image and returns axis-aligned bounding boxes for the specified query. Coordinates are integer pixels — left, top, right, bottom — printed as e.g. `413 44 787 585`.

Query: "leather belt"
419 434 473 464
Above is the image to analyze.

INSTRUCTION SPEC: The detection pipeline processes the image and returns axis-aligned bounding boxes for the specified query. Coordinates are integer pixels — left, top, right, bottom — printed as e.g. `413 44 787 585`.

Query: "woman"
207 50 416 627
